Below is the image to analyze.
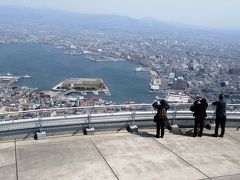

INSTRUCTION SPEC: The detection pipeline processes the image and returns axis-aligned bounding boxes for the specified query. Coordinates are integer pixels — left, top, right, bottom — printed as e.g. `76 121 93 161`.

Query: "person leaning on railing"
212 94 227 137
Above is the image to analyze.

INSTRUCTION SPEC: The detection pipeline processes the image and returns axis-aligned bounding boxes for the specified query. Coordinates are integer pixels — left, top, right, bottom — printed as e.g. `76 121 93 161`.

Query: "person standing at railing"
190 97 208 137
212 94 227 137
152 99 170 138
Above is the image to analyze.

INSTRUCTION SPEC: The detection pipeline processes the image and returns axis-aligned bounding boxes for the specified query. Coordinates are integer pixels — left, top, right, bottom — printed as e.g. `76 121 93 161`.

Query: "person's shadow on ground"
133 129 213 138
135 131 155 138
172 128 214 137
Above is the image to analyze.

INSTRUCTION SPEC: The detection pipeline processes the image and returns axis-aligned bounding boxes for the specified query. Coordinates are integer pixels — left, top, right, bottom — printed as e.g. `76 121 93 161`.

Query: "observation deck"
1 130 240 180
0 103 240 179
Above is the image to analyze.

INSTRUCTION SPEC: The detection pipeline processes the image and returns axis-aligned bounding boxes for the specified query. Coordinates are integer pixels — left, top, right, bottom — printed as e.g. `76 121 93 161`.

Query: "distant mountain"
0 6 160 28
0 6 239 40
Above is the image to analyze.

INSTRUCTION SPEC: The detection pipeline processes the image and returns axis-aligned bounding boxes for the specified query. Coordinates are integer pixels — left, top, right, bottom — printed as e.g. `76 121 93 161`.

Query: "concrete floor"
0 130 240 180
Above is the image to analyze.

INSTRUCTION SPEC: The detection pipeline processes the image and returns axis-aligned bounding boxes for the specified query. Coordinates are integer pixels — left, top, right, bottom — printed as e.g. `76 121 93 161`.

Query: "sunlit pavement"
0 130 240 180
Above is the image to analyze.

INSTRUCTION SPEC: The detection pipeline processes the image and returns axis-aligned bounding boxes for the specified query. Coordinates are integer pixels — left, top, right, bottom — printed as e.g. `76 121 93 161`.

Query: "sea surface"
0 43 159 103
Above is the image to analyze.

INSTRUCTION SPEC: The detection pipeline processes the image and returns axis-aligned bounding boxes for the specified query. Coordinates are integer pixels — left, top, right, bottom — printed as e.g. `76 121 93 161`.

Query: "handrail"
1 103 240 123
1 103 240 115
0 107 239 141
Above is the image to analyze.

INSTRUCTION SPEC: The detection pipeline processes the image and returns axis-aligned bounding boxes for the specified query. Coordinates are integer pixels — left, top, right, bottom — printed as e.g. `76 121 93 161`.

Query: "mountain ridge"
0 5 239 40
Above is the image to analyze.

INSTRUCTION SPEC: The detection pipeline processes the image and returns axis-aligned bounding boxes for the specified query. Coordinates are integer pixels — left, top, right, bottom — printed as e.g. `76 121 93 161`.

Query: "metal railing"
0 103 240 141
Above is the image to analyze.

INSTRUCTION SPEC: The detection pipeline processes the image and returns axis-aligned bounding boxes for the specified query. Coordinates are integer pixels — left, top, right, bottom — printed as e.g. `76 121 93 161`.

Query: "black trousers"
215 116 226 136
156 122 165 137
194 117 204 136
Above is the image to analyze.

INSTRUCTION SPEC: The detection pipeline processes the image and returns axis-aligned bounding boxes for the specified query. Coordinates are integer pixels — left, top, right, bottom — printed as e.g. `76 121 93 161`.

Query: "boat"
85 57 96 61
125 101 135 104
93 91 99 95
6 73 12 76
134 67 144 72
81 92 87 95
134 67 151 72
23 75 31 78
105 91 111 95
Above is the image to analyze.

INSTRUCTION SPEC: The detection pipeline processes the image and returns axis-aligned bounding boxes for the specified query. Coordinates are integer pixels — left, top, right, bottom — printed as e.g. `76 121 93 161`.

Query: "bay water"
0 43 159 103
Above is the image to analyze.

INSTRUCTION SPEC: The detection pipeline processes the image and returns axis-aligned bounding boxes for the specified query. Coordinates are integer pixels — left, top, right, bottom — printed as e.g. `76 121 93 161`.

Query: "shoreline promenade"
0 130 240 180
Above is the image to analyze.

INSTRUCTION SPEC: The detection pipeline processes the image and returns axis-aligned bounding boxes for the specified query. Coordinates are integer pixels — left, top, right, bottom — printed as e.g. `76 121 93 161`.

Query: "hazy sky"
1 0 240 29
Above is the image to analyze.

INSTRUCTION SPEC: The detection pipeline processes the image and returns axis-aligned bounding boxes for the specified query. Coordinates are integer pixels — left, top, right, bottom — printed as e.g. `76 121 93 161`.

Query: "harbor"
0 43 162 104
0 73 31 87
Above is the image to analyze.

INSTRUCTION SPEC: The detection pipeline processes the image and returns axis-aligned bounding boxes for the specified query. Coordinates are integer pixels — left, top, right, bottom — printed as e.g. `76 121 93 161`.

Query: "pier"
52 78 111 96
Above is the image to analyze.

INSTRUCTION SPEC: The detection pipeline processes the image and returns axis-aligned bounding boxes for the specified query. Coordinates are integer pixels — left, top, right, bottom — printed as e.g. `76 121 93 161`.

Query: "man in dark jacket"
190 97 208 137
212 94 227 137
152 99 170 138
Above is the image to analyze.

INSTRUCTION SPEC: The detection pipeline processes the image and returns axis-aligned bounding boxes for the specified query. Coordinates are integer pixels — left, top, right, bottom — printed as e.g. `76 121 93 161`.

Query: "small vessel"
86 57 96 61
125 101 135 104
6 72 12 76
81 92 87 95
23 75 31 78
93 91 99 95
134 67 150 72
134 67 144 72
105 91 111 95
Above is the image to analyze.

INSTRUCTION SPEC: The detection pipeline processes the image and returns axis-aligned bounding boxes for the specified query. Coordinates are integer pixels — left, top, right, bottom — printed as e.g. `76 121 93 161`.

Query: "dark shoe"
160 136 164 138
212 134 218 137
193 134 197 137
155 135 160 138
198 134 202 137
219 134 224 137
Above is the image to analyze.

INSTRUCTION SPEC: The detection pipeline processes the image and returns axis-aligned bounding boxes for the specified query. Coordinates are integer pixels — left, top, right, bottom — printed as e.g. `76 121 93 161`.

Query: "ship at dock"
134 67 151 72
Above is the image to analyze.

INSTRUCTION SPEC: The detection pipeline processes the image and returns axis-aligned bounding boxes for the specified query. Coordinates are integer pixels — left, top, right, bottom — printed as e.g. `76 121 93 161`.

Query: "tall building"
150 78 161 91
173 77 187 90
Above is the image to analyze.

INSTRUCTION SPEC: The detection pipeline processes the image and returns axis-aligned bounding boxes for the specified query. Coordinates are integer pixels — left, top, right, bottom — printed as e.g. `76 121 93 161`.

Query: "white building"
166 93 190 103
150 78 162 91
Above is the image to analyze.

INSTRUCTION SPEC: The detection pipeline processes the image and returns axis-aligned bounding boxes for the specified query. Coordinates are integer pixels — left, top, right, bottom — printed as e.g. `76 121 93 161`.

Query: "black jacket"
152 100 170 121
212 99 226 118
190 99 208 118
